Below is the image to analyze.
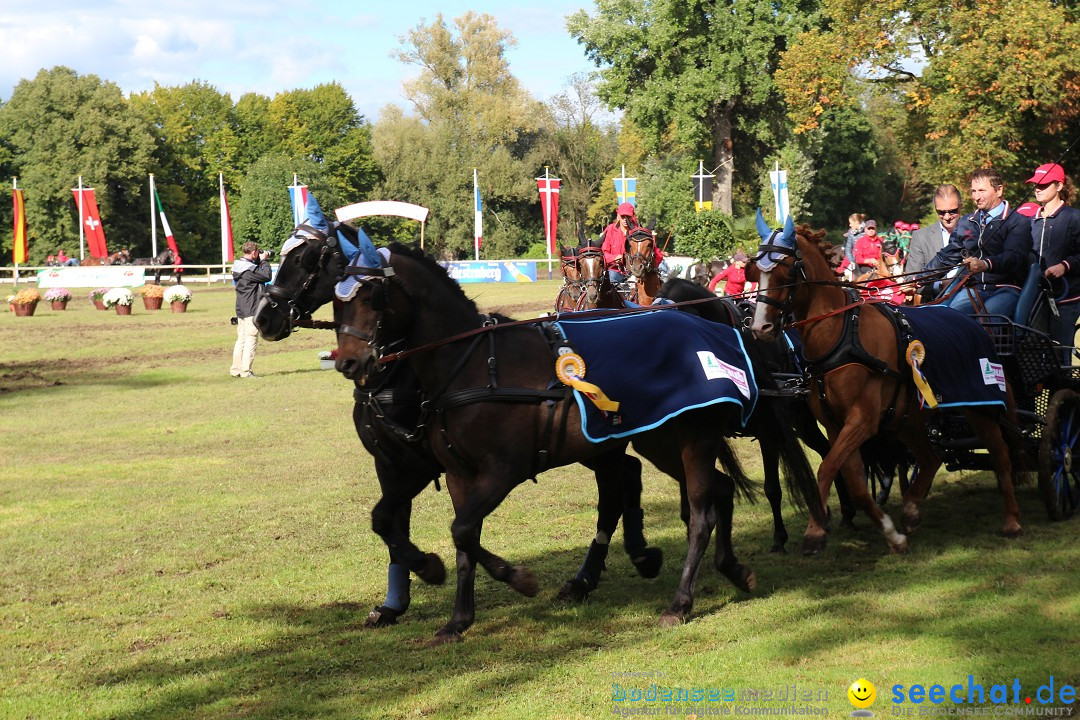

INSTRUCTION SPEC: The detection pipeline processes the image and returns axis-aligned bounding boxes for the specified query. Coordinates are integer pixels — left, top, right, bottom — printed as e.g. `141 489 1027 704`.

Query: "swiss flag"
72 188 108 258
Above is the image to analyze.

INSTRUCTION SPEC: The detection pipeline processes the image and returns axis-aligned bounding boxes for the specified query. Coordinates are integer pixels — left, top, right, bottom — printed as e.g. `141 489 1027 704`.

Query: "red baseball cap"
1026 163 1066 184
617 202 636 216
1016 202 1041 218
910 223 919 230
893 220 904 228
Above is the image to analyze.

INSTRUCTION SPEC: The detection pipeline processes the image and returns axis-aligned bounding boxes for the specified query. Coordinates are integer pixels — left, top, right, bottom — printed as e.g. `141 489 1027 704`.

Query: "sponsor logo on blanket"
697 351 751 398
980 358 1006 391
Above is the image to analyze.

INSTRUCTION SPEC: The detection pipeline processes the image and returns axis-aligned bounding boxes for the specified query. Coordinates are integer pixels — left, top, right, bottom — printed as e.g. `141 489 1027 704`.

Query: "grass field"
2 281 1079 720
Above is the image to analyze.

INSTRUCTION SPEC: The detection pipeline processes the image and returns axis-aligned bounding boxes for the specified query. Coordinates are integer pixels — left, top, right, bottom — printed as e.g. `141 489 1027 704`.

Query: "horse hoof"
839 516 857 530
902 502 921 531
556 579 590 603
430 628 464 646
1000 525 1024 539
802 535 828 556
510 566 539 597
364 606 401 629
888 535 909 554
630 547 663 579
659 611 687 628
415 553 446 585
875 489 892 507
719 563 756 593
769 543 787 554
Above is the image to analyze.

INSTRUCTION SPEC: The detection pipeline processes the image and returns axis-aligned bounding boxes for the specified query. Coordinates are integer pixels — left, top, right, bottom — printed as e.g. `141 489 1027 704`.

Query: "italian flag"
154 187 181 262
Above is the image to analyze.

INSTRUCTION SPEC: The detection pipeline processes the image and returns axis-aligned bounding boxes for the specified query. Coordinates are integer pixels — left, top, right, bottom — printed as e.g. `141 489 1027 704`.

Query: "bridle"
577 246 607 305
263 223 343 334
753 229 804 321
625 230 656 278
336 262 403 373
560 250 583 302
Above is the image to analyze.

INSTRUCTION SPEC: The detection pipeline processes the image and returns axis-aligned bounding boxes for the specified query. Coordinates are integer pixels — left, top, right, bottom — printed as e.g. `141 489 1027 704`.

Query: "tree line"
1 4 1076 267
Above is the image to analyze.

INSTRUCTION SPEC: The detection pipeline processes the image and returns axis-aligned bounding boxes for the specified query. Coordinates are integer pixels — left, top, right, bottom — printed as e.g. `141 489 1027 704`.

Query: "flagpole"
150 174 158 258
219 172 229 268
78 175 85 261
473 168 480 261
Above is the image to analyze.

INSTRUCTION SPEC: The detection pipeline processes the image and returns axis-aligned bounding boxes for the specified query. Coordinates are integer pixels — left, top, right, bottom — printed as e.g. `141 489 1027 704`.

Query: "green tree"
568 0 822 214
376 12 543 258
269 83 380 206
777 0 1080 190
232 155 337 250
535 75 620 246
0 67 154 265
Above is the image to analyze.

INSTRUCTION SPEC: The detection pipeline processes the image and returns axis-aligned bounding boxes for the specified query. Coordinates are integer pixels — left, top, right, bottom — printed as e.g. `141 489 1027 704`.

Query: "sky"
0 0 600 121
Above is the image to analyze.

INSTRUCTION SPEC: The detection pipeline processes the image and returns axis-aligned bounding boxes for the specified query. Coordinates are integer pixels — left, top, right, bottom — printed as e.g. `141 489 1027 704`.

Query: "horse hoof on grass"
839 516 857 530
659 611 687 628
888 535 909 554
430 629 464 646
364 606 402 629
510 566 539 597
1000 525 1023 539
769 543 787 554
556 579 591 603
719 563 756 593
630 547 663 579
802 535 828 556
415 553 446 585
902 503 921 534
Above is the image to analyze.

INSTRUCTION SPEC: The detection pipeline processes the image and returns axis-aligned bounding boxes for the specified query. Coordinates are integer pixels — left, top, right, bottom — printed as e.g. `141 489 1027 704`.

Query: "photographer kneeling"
231 241 272 378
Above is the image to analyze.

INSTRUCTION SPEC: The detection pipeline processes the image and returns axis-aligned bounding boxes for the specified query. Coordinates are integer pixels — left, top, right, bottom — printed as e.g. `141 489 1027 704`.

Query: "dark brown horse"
334 243 820 639
576 245 623 309
748 217 1025 554
625 228 662 306
255 226 665 626
554 246 584 312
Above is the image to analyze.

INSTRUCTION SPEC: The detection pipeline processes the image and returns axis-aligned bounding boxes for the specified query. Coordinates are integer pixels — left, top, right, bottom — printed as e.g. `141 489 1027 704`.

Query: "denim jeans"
947 286 1020 317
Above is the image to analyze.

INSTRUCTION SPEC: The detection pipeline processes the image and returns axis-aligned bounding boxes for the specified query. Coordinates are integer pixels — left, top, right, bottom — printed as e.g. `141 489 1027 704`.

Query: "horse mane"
387 242 480 316
797 225 845 270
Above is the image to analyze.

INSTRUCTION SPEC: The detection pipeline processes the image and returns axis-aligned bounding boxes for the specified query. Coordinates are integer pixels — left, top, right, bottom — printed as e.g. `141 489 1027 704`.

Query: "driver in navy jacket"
926 167 1030 316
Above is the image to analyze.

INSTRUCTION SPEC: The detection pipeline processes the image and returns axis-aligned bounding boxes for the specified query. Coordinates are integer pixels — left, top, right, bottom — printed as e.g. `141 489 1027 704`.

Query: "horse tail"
743 338 827 524
716 436 755 503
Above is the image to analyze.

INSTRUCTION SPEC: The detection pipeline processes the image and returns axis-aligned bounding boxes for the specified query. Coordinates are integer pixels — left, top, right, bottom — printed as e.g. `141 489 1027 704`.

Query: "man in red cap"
602 202 639 283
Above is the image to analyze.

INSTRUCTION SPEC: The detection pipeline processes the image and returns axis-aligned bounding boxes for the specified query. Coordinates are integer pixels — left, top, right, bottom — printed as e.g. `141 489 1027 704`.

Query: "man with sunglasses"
925 168 1029 315
907 184 963 277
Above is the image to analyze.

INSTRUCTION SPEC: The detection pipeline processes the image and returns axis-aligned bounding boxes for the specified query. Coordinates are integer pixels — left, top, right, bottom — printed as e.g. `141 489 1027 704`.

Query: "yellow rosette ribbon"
555 352 619 412
905 339 938 409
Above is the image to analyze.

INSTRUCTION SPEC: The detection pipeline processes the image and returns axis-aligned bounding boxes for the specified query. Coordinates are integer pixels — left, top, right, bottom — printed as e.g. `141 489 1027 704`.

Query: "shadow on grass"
84 475 1077 719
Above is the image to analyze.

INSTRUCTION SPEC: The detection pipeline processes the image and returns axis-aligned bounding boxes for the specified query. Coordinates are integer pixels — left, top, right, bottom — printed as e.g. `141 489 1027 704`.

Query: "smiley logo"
848 678 876 715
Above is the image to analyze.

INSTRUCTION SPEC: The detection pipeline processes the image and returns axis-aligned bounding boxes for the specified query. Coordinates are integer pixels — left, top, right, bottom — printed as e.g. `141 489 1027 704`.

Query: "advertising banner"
37 266 146 288
443 261 537 284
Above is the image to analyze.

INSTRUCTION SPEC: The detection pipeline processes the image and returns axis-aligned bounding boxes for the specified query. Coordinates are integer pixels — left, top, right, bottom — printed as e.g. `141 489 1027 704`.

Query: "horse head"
255 193 355 341
748 211 812 341
577 245 607 307
559 245 583 303
625 227 656 278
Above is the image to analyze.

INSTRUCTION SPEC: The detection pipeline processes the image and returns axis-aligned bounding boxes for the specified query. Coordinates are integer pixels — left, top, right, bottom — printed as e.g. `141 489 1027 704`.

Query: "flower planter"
143 296 163 310
319 359 336 370
13 301 38 317
51 300 69 311
93 300 107 310
171 301 188 313
115 304 133 315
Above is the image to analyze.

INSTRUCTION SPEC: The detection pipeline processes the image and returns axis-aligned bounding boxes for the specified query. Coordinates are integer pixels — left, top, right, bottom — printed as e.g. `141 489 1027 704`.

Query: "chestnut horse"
334 242 819 639
555 246 584 312
625 227 662 305
749 216 1025 554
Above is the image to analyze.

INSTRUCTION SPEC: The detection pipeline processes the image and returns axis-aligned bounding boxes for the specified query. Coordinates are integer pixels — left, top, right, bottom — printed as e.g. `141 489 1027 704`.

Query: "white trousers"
231 316 259 376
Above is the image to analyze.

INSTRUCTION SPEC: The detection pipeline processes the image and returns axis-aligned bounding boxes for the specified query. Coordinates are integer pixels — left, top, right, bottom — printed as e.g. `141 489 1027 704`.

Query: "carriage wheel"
1038 389 1080 520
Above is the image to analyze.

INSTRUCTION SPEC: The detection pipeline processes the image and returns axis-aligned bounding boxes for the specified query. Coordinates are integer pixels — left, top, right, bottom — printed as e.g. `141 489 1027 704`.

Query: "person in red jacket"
708 252 751 295
601 202 638 283
854 219 882 276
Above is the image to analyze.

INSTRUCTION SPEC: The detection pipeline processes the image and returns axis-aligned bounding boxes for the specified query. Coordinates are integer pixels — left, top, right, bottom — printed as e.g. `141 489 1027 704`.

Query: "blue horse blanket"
895 304 1007 409
554 310 758 442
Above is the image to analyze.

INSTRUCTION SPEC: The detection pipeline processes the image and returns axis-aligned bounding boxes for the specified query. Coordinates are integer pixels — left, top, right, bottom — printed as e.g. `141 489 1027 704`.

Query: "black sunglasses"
936 208 961 216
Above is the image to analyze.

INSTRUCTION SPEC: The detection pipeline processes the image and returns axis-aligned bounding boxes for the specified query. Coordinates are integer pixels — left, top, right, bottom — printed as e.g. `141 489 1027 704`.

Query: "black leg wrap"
622 507 647 554
558 540 608 602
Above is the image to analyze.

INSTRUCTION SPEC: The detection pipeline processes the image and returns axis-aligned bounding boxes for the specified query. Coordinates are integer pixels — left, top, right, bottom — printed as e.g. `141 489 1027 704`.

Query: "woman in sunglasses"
1027 163 1080 350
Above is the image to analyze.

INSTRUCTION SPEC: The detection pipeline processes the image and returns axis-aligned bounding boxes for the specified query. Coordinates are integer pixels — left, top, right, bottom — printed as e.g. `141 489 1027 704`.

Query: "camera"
230 316 238 325
260 250 275 261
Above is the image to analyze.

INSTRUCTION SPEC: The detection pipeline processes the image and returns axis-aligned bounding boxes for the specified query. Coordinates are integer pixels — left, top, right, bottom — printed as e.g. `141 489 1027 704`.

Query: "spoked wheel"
1038 389 1080 520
